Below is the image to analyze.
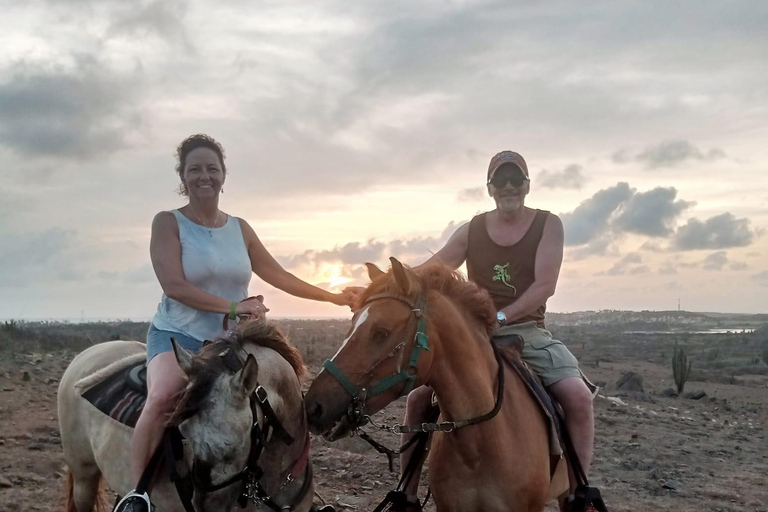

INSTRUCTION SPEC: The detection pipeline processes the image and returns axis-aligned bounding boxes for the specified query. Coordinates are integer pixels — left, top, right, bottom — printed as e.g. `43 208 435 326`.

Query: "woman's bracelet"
229 301 238 320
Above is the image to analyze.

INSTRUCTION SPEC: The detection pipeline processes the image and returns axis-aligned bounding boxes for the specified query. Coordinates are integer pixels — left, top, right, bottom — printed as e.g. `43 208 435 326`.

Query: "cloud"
672 213 756 250
95 264 156 284
753 271 768 286
537 164 586 189
598 252 645 276
613 187 695 236
702 251 728 271
0 228 82 286
277 220 463 276
107 0 192 50
561 182 633 246
457 187 485 202
0 56 142 159
658 264 678 275
614 139 726 169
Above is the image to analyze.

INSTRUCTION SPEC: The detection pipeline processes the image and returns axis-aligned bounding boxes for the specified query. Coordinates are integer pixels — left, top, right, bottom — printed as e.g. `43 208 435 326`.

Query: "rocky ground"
1 342 766 512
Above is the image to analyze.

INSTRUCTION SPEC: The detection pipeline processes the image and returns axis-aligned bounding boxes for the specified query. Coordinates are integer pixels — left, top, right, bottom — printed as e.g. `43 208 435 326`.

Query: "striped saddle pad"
81 362 147 428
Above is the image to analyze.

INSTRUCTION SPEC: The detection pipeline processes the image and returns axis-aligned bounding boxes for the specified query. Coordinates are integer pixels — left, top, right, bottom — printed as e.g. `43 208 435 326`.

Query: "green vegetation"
673 343 692 394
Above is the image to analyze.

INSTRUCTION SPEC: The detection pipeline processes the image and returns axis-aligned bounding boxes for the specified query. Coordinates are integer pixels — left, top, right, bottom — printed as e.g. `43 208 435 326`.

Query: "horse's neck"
244 344 306 436
427 299 499 421
243 344 307 485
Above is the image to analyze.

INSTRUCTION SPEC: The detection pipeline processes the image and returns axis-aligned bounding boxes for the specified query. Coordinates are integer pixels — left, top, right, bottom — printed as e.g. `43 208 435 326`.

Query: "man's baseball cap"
487 151 529 183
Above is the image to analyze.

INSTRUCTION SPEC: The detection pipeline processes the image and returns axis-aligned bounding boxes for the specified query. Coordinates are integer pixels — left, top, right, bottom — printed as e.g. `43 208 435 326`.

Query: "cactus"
672 343 692 394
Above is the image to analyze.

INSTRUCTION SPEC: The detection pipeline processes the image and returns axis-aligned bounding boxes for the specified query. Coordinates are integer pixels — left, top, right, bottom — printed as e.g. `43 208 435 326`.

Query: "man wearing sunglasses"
394 151 595 511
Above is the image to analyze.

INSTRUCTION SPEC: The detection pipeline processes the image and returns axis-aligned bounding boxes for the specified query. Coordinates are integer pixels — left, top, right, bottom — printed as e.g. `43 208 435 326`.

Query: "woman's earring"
221 188 224 194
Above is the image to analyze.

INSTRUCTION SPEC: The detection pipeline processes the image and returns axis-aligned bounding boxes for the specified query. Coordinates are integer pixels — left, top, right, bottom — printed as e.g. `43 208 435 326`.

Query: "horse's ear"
234 354 260 397
172 338 194 375
366 262 385 281
390 257 416 296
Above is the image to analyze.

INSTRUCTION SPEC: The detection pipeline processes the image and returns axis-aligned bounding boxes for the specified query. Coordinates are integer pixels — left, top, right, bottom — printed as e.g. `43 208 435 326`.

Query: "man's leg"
400 385 433 501
548 376 594 475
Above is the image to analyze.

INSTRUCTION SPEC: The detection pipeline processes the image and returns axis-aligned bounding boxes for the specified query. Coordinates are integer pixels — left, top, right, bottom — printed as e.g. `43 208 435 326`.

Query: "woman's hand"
335 286 365 311
235 295 269 321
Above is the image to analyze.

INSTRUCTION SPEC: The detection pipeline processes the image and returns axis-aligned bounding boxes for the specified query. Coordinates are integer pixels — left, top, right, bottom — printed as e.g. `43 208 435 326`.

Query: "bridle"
321 293 430 427
186 346 313 512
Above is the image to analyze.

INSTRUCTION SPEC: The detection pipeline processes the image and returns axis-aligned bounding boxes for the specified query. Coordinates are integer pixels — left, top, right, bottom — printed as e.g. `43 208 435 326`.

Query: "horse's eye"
372 328 389 340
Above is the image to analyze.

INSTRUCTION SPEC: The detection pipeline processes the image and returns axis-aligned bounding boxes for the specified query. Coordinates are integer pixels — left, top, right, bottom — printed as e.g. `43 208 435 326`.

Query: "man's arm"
499 214 564 323
417 222 470 270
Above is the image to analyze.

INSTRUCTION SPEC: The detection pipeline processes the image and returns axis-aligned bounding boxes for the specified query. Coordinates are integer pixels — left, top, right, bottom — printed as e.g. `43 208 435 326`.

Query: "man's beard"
496 194 523 213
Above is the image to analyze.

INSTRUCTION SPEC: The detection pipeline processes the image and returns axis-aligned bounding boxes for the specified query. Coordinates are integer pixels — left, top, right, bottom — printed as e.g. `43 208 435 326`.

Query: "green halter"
322 294 429 401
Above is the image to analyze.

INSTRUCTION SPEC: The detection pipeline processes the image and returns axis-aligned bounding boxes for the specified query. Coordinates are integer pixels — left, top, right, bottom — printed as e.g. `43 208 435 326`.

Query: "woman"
118 134 354 511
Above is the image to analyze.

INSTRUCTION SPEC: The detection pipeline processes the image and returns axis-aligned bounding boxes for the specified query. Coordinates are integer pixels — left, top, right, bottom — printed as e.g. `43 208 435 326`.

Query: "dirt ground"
1 337 766 512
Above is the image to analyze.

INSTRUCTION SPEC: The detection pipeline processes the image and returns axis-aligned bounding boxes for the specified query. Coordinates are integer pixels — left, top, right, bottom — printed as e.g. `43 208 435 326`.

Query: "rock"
660 388 678 398
616 372 644 392
616 391 656 403
684 390 707 400
662 479 678 491
0 475 12 487
336 495 370 508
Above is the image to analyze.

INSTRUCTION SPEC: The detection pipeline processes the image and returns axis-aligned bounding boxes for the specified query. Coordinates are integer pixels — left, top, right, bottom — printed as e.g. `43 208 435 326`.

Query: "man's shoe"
113 490 152 512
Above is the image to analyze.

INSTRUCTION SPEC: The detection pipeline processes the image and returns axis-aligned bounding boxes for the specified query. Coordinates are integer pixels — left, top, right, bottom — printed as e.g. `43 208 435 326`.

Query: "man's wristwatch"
496 311 507 326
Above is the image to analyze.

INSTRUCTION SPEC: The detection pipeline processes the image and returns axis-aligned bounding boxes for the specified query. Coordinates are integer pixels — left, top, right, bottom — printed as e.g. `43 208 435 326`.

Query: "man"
397 151 595 511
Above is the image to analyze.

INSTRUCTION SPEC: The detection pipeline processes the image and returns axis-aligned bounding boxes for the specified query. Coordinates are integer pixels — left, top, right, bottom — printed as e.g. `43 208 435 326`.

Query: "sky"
1 0 767 321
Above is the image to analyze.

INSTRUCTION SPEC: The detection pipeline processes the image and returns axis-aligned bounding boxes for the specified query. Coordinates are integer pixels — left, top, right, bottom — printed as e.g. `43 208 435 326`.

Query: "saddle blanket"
80 357 147 428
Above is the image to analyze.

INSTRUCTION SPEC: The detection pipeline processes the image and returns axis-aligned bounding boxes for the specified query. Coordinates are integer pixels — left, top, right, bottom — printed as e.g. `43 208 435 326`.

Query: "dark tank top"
467 210 549 328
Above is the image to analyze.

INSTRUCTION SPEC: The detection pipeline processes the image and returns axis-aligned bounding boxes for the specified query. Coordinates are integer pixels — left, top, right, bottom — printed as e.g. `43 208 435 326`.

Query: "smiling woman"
113 134 357 512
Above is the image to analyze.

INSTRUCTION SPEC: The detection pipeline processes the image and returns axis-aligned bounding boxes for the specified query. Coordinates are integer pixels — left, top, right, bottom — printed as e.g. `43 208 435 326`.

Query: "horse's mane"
169 321 306 425
363 263 497 336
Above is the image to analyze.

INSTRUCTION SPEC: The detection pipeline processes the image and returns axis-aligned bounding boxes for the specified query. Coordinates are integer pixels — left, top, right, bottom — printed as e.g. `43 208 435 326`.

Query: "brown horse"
58 321 314 512
304 258 568 512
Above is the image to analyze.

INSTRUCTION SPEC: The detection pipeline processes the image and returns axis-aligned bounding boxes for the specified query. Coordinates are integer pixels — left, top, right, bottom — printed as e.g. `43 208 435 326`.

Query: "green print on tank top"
492 263 517 294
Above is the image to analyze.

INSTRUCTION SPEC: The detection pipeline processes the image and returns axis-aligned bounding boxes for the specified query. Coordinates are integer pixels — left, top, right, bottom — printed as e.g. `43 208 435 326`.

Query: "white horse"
58 322 315 512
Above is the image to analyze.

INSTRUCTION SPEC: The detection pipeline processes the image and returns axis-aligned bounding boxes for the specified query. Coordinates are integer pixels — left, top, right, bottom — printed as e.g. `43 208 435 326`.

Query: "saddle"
492 333 565 463
81 360 148 428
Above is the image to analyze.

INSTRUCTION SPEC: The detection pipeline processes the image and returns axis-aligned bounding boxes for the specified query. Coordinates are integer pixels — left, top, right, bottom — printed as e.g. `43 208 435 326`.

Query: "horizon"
2 2 767 318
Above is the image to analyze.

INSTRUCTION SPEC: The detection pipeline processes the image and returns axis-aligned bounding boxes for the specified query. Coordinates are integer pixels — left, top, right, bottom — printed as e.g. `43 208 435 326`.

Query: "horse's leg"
68 464 104 512
399 385 433 498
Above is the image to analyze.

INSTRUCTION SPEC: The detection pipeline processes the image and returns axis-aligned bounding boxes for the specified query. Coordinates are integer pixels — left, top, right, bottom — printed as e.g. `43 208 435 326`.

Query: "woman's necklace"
189 207 220 238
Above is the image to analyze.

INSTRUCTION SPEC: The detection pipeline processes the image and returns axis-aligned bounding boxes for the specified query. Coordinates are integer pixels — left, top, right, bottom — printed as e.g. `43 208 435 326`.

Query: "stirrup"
113 490 153 512
375 490 422 512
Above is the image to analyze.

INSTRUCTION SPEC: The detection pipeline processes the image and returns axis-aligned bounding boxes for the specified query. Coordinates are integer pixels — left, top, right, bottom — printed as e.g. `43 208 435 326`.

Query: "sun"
328 265 351 289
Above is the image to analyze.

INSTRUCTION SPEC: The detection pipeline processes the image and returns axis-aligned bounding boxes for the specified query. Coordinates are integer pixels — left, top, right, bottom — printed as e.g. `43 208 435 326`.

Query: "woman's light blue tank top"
151 209 252 341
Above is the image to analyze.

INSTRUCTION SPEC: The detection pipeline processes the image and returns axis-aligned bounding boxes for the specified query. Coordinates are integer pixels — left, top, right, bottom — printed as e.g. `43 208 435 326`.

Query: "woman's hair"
175 134 227 196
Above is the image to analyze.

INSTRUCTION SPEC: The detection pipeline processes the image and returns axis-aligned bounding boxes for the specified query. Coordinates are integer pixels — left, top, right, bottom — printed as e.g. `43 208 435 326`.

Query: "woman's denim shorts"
146 324 204 363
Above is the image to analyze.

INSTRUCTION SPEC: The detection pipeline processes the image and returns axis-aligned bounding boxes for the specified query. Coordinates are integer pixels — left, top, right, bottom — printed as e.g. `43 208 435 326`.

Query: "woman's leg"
130 351 188 483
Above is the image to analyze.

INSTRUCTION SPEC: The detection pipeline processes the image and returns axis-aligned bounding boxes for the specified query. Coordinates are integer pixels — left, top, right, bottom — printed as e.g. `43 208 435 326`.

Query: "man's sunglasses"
489 173 528 188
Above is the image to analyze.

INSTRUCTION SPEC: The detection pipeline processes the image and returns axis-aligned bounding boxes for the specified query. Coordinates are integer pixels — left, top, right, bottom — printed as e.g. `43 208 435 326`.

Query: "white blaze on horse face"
330 307 370 362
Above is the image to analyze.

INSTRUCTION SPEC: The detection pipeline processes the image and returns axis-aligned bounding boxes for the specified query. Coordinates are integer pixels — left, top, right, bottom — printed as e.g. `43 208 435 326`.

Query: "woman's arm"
239 219 354 307
150 212 263 317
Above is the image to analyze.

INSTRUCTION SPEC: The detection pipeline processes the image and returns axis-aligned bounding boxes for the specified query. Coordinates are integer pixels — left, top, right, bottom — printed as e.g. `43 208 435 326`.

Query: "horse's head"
171 339 260 512
306 257 437 439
